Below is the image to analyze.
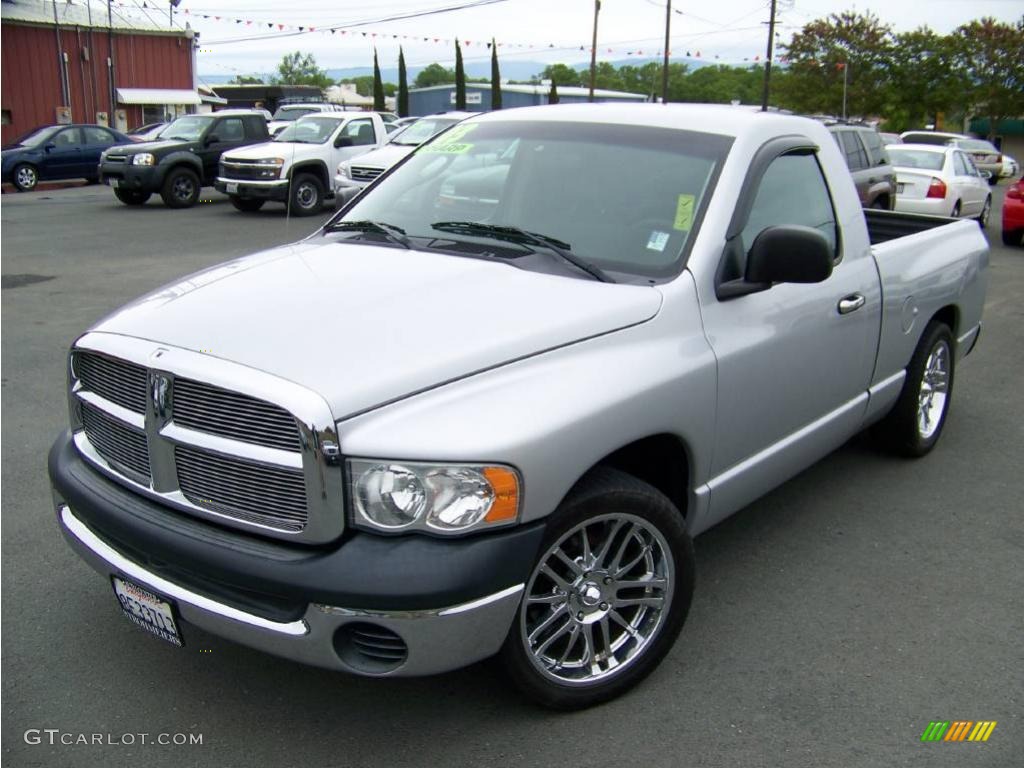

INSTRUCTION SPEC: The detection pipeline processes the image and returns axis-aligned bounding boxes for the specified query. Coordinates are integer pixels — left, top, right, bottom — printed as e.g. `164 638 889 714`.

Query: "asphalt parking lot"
2 184 1022 767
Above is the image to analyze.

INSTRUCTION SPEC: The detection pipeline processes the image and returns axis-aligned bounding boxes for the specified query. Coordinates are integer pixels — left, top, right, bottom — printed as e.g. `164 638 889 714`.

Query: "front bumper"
894 197 954 217
50 431 545 676
100 162 160 191
215 177 289 202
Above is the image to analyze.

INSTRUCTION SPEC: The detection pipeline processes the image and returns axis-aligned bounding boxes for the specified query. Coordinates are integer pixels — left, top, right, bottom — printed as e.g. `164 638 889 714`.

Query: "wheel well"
291 162 329 190
930 305 958 337
597 434 690 518
163 161 200 181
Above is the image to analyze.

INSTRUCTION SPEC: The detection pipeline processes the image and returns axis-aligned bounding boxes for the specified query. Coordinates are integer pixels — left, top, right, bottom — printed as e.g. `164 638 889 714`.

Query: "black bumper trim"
50 431 546 612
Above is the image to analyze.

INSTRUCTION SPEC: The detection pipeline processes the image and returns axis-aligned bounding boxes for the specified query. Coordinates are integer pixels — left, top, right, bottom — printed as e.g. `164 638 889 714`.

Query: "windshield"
160 116 212 141
274 116 340 144
9 126 62 147
272 106 320 121
329 120 730 280
888 149 945 171
389 118 461 146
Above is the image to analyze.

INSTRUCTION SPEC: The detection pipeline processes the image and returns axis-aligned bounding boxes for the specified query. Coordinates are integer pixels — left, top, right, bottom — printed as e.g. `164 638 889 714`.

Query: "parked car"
899 130 967 146
887 144 992 224
50 104 988 709
334 111 474 204
1002 177 1023 246
2 124 132 191
216 112 386 215
267 103 341 136
391 116 420 130
98 110 270 208
128 123 168 142
825 122 896 209
879 132 901 145
1000 154 1019 179
947 138 1002 184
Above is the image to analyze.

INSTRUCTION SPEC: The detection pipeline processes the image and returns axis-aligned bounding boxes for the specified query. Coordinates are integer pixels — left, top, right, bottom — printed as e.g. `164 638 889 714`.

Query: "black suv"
823 121 897 210
99 111 269 208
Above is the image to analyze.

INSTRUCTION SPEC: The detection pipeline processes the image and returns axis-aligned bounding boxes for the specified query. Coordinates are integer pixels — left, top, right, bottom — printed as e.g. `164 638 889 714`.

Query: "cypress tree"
548 78 559 104
455 39 467 110
490 38 502 110
372 48 385 111
397 47 409 117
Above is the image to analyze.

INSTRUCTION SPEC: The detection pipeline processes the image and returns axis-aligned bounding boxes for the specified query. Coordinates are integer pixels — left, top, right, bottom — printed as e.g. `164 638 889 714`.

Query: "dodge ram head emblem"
151 373 171 417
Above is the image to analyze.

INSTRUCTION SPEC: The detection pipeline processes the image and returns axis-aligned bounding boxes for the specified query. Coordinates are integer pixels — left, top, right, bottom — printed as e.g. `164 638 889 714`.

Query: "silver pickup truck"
49 104 988 709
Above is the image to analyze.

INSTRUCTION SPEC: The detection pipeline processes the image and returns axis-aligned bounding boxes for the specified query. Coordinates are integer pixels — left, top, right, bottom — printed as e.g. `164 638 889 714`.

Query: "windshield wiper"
324 220 412 249
430 221 614 283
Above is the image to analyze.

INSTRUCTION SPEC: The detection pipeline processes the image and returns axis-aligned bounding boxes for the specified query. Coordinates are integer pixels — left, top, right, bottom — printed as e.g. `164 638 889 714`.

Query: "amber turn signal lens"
483 466 520 523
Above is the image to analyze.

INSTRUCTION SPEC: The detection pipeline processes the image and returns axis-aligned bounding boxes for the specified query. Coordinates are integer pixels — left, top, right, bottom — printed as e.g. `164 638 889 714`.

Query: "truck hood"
91 241 662 419
347 143 414 170
223 142 315 161
105 139 188 156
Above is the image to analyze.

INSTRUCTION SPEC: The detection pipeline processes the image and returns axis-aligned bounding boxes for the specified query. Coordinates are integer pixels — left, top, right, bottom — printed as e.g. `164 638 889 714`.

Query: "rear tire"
114 188 151 206
976 196 991 227
288 173 324 216
230 196 265 212
499 466 694 710
951 201 961 218
872 321 954 458
1002 229 1022 247
160 167 200 208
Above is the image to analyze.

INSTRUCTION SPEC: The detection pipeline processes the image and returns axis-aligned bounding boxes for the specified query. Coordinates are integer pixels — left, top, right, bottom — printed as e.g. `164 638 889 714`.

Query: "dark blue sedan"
2 124 133 192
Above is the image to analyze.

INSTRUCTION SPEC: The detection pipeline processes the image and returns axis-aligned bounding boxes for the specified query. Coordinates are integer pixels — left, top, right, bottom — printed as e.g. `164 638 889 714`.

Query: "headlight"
349 460 520 534
131 153 155 166
338 162 351 179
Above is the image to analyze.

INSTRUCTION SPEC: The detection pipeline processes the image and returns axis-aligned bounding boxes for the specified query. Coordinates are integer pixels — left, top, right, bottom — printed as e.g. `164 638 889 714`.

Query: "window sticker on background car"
421 124 478 154
647 230 671 252
674 194 695 231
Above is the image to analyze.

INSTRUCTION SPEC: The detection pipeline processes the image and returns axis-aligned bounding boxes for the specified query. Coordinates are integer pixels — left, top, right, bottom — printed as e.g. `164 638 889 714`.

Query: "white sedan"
888 144 992 225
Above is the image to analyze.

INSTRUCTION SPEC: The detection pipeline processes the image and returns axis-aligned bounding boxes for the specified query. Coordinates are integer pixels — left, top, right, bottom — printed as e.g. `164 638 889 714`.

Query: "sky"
98 0 1024 78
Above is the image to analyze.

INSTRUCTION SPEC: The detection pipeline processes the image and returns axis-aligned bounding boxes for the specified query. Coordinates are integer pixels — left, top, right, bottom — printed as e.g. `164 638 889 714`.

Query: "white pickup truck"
216 112 386 215
51 104 988 710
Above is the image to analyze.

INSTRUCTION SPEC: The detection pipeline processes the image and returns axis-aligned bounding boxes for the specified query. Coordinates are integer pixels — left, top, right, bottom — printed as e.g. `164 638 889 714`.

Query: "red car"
1003 178 1024 246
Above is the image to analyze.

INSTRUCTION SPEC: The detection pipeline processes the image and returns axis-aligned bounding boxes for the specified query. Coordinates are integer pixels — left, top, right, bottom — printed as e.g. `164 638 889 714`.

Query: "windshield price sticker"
674 194 695 231
421 124 478 154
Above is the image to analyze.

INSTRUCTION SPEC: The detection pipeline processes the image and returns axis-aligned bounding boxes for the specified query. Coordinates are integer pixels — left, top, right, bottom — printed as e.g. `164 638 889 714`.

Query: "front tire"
872 321 954 457
951 201 961 218
288 173 324 216
160 167 200 208
500 467 694 710
114 188 151 206
13 163 38 192
230 196 265 212
1002 229 1022 247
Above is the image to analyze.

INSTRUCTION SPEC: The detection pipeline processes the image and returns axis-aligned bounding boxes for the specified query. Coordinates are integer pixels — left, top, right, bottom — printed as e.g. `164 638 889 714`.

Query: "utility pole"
588 0 600 102
108 0 116 124
760 0 777 111
661 0 671 103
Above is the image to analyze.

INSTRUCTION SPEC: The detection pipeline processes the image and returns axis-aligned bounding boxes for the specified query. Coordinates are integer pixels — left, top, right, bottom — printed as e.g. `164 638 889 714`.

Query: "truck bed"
864 208 961 245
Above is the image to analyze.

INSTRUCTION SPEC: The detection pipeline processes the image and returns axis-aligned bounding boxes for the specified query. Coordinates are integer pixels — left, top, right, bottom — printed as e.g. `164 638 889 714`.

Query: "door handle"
838 294 866 314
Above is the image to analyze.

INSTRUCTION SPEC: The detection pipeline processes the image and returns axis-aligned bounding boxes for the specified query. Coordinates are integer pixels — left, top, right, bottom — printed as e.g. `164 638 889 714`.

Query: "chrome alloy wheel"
917 339 950 439
520 513 674 685
16 165 38 190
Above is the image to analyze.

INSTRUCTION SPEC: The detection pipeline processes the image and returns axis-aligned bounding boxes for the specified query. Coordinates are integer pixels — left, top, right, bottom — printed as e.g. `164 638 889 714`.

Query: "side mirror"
745 225 834 284
44 142 56 152
334 135 354 148
204 134 220 146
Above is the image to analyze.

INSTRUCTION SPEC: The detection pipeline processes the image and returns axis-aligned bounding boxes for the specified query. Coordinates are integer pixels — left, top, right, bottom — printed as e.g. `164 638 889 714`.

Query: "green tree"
618 62 662 99
951 17 1024 139
455 40 467 110
271 51 332 89
398 47 409 117
778 11 893 117
372 49 386 111
883 28 963 131
676 65 758 104
548 79 559 104
592 61 624 91
337 76 395 98
415 63 456 88
491 39 502 110
230 74 264 84
539 63 582 88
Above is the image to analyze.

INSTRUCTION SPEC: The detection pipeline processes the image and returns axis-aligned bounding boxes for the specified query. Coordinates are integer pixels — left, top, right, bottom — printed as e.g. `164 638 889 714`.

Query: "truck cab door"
199 117 248 183
698 143 881 526
331 117 380 168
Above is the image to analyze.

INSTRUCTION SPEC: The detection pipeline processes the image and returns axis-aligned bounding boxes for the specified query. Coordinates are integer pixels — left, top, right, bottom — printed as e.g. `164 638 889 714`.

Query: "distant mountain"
200 57 719 87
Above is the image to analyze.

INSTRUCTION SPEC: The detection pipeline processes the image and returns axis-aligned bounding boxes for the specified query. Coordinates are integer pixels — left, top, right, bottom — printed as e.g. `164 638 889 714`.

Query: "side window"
860 130 885 166
839 131 868 171
84 127 114 145
344 118 376 146
740 153 839 258
962 153 980 176
55 127 81 147
215 118 244 142
244 116 264 137
953 153 970 176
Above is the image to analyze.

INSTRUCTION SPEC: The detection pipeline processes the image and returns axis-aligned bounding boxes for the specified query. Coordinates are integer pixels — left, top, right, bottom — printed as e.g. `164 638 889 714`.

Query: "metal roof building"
1 0 198 143
409 82 648 116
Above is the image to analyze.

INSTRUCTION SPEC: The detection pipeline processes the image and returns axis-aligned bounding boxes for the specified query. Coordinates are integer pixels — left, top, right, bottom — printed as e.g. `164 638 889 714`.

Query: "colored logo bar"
921 721 997 742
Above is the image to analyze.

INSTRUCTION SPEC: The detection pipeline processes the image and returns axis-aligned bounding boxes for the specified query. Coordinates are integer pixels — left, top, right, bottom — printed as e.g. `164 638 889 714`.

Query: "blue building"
408 83 647 116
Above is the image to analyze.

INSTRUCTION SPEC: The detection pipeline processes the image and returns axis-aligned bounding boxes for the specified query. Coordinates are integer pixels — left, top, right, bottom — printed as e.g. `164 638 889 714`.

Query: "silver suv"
827 122 897 210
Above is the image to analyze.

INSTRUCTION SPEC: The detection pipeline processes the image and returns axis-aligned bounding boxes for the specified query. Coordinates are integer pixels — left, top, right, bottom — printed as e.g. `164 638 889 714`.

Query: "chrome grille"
81 402 151 480
76 352 147 413
350 166 384 183
175 445 308 532
173 378 301 452
104 155 128 164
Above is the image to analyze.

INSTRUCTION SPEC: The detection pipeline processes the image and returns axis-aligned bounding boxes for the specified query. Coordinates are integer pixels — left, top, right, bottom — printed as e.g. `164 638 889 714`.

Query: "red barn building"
1 0 202 144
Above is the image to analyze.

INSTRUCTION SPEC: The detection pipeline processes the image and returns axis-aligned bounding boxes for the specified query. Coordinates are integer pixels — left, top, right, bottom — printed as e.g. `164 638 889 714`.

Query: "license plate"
109 178 119 189
897 183 905 193
112 577 183 646
226 182 238 194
